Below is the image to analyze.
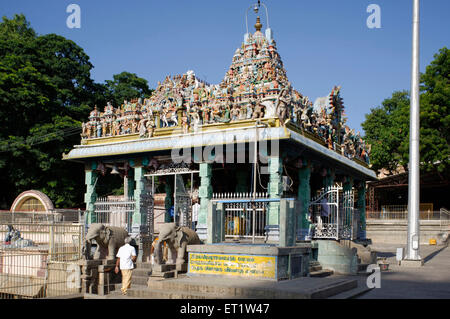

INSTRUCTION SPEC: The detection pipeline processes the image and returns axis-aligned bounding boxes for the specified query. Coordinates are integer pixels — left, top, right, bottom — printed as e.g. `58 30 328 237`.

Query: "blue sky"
1 0 449 134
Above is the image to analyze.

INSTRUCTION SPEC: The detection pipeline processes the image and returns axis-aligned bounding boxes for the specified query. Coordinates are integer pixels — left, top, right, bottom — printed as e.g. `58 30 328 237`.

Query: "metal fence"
309 187 356 240
0 210 82 224
213 193 269 240
0 222 84 299
93 197 135 233
366 208 450 222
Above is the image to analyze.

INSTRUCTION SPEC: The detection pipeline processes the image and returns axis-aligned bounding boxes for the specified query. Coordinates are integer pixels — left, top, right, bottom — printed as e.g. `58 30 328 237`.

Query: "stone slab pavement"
358 243 450 299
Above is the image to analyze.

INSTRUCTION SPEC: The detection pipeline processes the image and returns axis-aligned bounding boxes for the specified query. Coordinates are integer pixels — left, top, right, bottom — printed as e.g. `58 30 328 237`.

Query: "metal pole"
174 174 177 225
406 0 421 261
252 122 258 243
124 175 128 199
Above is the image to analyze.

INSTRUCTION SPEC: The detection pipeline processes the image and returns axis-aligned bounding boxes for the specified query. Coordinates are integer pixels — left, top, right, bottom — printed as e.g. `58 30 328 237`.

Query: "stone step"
308 279 358 299
107 285 148 299
309 265 323 272
125 287 238 299
146 279 355 299
146 277 354 299
152 264 176 272
309 270 334 278
149 270 177 279
133 269 152 277
135 262 153 269
108 276 358 299
132 276 151 286
328 277 372 299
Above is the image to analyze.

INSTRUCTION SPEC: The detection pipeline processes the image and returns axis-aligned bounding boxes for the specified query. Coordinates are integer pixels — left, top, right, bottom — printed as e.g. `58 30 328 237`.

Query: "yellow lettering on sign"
189 253 276 279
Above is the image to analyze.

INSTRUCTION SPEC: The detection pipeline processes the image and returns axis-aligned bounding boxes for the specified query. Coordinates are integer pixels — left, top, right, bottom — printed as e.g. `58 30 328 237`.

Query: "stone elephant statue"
83 223 129 260
154 223 202 265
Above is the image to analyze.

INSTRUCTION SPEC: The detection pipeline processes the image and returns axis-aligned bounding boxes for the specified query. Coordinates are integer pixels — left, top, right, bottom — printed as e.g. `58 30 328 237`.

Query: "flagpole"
405 0 422 263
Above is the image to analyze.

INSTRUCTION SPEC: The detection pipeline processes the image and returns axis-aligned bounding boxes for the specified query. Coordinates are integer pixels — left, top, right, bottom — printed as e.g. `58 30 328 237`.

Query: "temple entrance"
309 186 356 240
145 168 199 229
92 180 154 235
174 174 192 227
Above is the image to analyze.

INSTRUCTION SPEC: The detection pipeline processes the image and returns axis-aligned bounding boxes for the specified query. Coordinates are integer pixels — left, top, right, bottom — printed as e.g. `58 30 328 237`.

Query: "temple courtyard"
357 243 450 299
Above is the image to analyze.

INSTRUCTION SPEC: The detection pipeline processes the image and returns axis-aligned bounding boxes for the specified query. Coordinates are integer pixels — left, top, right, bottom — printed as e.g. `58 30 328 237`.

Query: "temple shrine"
64 2 377 280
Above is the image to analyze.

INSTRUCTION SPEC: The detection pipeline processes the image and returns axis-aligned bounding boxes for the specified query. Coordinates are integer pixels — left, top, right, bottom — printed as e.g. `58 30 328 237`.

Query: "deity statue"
275 88 291 125
96 122 102 138
252 102 264 119
181 113 189 134
230 105 240 122
146 120 155 137
300 107 312 131
81 122 88 139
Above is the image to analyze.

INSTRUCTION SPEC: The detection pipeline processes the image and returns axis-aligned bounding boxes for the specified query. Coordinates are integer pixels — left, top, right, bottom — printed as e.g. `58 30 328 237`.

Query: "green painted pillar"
126 169 135 199
279 199 296 247
197 162 212 241
164 181 173 223
207 202 225 244
84 164 98 224
132 165 146 235
268 157 283 224
357 182 367 240
343 176 354 227
297 160 311 240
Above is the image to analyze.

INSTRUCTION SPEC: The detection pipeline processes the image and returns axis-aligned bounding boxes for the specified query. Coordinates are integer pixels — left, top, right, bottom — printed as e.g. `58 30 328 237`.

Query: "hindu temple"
64 2 377 280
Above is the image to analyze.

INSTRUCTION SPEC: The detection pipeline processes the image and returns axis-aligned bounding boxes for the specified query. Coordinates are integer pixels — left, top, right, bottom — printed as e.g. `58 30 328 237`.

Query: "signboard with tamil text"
188 253 277 280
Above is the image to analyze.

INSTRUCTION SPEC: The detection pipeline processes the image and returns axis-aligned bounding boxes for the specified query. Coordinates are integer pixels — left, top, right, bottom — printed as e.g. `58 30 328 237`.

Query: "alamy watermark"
66 263 81 289
366 264 381 288
169 124 280 174
367 4 382 29
66 4 81 29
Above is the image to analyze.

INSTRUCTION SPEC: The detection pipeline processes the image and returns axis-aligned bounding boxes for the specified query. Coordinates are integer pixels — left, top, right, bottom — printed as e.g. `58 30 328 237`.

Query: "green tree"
362 91 410 173
0 14 101 208
419 47 450 173
0 14 155 209
105 71 152 107
362 47 450 175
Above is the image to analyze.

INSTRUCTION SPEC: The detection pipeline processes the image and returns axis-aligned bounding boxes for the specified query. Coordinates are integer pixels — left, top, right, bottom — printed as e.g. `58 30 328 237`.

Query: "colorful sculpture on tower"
80 16 371 165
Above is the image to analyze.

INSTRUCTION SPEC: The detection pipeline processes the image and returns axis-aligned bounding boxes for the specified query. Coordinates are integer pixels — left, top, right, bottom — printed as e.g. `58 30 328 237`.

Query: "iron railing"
0 222 84 299
309 187 356 240
92 197 135 233
0 210 83 224
366 209 450 221
212 193 269 241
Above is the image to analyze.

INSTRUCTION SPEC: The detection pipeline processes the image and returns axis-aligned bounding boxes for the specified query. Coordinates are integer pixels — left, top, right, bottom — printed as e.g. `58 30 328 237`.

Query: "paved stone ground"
358 243 450 299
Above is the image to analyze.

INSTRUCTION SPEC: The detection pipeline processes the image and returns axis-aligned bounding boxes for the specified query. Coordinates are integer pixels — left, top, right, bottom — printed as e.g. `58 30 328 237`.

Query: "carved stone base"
152 263 176 273
176 263 188 273
149 263 179 280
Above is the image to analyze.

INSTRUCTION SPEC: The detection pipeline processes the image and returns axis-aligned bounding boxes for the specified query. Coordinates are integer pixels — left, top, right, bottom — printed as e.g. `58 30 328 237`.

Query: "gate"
340 187 355 239
93 197 135 233
309 186 355 240
212 193 269 241
139 189 155 236
174 174 191 227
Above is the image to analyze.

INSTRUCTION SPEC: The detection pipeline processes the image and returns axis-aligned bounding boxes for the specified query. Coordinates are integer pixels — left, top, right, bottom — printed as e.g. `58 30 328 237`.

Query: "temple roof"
66 12 374 178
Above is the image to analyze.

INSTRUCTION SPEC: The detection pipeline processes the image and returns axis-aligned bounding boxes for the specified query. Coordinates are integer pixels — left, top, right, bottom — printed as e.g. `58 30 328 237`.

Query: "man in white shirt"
115 237 137 295
191 200 200 231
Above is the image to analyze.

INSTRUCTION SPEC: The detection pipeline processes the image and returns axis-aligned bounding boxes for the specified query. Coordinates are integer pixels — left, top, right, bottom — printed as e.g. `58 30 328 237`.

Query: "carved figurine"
275 88 291 125
252 102 264 119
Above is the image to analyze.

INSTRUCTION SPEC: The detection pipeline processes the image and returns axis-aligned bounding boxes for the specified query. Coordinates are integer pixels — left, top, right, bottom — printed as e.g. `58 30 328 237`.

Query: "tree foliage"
105 71 152 107
0 14 152 209
362 47 450 175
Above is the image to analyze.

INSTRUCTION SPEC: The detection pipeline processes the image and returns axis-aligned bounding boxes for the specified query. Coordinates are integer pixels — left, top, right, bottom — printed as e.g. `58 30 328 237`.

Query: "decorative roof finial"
255 16 262 32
